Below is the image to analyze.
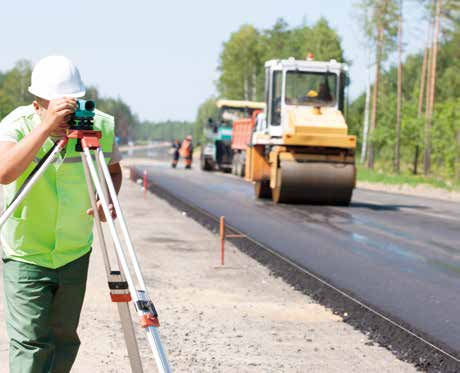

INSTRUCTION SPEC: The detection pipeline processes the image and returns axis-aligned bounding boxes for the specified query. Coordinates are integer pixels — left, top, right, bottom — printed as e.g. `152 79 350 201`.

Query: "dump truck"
231 110 264 177
200 99 265 172
245 57 357 204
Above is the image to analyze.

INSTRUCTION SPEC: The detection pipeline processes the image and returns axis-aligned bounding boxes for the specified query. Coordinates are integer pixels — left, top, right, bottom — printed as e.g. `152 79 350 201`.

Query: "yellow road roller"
245 57 357 205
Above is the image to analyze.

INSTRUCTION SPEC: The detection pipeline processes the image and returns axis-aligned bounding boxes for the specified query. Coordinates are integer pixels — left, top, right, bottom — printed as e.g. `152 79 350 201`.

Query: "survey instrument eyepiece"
69 99 96 130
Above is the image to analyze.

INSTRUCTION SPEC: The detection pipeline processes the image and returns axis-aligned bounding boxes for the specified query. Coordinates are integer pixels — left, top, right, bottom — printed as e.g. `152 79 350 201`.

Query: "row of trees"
218 18 344 102
196 5 459 181
137 120 194 142
0 61 193 144
194 18 345 143
0 60 141 144
352 0 459 179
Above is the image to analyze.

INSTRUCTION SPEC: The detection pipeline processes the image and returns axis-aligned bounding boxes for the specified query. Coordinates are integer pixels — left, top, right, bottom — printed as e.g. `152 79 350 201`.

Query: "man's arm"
86 162 122 222
109 162 122 194
0 98 76 185
0 126 50 184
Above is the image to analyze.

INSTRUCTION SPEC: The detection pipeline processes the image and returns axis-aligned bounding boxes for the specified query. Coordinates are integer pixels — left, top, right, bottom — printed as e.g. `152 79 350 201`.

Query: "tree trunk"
413 25 430 175
361 72 371 164
243 73 249 101
252 66 257 101
367 10 384 170
394 0 403 173
417 46 428 117
424 0 442 175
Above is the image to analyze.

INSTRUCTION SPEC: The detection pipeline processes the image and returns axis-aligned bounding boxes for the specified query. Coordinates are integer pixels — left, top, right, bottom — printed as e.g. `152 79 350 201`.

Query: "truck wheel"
200 153 212 171
233 153 240 175
238 159 245 178
231 156 237 175
238 151 246 178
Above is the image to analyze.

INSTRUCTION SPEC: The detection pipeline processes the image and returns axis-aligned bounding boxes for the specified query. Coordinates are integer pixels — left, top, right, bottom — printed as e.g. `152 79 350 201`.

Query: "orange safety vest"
180 139 192 159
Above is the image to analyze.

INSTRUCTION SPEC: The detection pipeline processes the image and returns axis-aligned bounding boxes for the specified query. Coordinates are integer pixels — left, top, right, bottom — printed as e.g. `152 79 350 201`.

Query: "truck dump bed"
231 118 253 150
231 111 260 151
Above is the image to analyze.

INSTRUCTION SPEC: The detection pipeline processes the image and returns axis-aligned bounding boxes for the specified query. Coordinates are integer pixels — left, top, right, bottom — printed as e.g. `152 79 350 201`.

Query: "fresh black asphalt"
133 161 460 367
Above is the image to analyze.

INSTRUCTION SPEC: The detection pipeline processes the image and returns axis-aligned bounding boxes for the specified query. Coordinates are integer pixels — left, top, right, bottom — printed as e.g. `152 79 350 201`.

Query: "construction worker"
317 82 333 102
171 139 181 168
0 56 122 373
180 135 193 169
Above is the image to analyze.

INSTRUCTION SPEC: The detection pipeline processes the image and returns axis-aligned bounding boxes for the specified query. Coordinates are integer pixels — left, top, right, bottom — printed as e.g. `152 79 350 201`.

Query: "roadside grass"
357 164 460 191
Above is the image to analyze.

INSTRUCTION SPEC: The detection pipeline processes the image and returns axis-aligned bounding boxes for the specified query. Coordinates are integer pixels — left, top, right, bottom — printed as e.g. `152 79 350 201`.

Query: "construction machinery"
245 57 357 204
200 99 265 172
231 110 264 177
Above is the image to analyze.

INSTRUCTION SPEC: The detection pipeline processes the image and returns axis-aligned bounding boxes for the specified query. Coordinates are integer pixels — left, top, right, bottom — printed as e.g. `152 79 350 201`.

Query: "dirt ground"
0 166 418 372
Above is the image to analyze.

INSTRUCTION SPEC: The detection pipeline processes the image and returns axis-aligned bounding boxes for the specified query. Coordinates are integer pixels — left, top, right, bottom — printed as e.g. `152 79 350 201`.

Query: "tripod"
0 128 172 373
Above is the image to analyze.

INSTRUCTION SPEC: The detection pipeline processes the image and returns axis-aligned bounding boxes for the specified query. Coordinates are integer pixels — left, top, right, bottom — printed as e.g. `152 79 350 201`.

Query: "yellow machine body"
246 58 357 205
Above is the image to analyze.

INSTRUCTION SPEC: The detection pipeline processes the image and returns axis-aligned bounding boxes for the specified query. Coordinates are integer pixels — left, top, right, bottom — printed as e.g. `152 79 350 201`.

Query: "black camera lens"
85 100 95 111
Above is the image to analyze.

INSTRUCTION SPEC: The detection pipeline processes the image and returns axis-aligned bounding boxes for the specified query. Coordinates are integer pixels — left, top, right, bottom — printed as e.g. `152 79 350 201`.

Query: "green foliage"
193 97 218 144
355 0 399 59
0 61 160 144
349 20 460 180
0 60 33 119
137 120 194 142
357 163 460 190
431 98 460 177
218 25 263 101
86 88 140 143
217 18 344 102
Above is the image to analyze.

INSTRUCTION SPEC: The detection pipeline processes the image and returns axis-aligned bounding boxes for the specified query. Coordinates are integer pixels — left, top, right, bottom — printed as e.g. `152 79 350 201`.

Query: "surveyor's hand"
86 201 117 222
42 98 77 137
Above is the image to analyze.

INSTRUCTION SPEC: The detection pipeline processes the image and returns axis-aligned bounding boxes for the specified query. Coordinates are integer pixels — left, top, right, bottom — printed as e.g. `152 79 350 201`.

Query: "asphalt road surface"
136 161 460 356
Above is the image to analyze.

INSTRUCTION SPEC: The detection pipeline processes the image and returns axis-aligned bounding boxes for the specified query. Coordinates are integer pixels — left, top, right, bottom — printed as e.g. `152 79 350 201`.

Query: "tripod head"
69 99 96 131
67 99 101 152
65 99 103 152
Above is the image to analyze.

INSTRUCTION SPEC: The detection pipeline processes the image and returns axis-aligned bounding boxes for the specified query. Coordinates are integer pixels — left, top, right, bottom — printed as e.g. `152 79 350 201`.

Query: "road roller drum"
271 160 355 205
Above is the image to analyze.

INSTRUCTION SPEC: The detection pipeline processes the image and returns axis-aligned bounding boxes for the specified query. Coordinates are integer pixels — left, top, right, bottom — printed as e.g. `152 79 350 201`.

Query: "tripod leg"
117 303 144 373
95 149 147 290
0 139 68 228
81 153 144 373
81 153 111 275
93 149 172 373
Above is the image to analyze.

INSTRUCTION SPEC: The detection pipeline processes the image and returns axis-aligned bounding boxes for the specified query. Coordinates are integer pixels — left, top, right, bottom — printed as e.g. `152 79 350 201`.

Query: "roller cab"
247 57 357 205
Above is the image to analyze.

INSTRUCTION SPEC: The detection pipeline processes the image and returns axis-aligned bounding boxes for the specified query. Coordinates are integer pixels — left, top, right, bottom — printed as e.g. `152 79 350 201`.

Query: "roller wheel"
254 180 272 199
271 160 355 205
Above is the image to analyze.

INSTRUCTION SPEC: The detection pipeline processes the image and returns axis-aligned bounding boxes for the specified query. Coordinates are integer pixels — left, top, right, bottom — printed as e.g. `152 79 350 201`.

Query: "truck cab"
200 99 265 171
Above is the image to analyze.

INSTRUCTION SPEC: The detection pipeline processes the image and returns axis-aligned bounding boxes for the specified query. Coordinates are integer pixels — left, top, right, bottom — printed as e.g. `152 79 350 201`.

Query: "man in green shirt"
0 56 123 373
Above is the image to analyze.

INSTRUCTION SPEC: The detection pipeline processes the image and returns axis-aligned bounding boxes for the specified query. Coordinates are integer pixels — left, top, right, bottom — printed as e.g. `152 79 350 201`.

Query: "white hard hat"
28 56 85 100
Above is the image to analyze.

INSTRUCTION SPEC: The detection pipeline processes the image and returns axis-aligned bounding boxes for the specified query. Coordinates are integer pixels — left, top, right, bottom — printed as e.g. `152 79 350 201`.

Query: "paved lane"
137 163 460 355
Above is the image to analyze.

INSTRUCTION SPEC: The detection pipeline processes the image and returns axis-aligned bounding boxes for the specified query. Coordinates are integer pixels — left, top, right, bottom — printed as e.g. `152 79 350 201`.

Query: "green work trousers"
2 252 90 373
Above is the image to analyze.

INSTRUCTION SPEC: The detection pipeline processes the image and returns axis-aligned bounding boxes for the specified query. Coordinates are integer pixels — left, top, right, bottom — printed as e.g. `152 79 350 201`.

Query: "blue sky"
0 0 426 122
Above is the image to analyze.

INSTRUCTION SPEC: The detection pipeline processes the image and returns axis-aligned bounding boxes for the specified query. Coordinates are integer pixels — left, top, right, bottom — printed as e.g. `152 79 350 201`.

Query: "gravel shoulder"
357 181 460 202
0 166 418 372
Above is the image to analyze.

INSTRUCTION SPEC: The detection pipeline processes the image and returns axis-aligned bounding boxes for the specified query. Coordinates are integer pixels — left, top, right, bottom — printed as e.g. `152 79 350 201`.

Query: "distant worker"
180 135 193 169
171 139 181 168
